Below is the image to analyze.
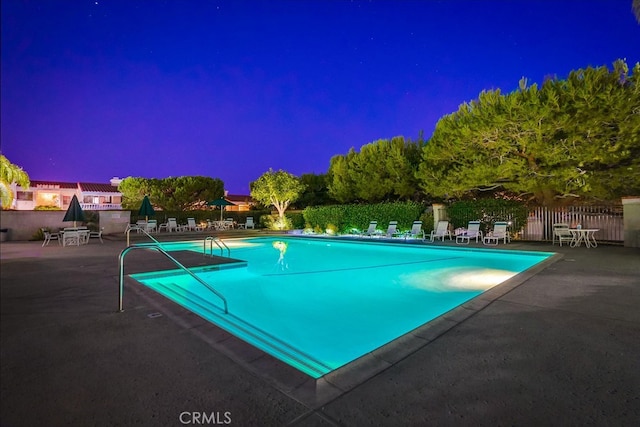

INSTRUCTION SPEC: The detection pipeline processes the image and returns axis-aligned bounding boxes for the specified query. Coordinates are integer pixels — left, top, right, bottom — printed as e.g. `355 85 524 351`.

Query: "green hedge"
303 201 427 233
447 199 529 234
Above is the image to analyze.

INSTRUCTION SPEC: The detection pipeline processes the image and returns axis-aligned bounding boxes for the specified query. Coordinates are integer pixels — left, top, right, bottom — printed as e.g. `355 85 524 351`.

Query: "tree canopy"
119 176 224 211
416 59 640 206
250 169 305 219
328 136 424 203
296 173 336 208
0 154 30 209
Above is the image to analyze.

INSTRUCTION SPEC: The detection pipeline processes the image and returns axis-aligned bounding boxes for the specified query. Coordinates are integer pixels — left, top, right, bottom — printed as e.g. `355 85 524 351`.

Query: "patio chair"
360 221 379 237
135 220 147 233
89 227 104 243
41 228 61 247
146 220 157 233
483 221 510 245
428 221 452 242
405 221 424 240
383 221 400 238
455 221 483 244
552 223 573 246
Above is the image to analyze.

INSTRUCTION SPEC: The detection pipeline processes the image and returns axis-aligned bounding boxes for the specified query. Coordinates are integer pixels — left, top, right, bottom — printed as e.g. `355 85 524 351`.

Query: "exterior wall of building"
622 197 640 248
0 210 130 241
10 182 122 211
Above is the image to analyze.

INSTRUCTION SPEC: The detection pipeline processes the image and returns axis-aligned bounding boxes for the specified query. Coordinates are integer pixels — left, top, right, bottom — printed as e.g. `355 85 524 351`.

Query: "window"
16 191 34 201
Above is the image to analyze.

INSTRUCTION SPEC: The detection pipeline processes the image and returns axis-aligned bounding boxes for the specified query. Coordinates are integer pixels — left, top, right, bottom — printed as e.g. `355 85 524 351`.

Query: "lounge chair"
383 221 400 238
360 221 379 237
41 228 61 247
185 218 203 231
238 217 255 229
428 221 452 242
483 221 510 245
552 223 573 246
163 218 179 232
455 221 483 244
405 221 425 240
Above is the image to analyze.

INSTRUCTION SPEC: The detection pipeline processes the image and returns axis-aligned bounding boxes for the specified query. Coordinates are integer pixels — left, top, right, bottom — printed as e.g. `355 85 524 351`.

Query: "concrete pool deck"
1 233 639 426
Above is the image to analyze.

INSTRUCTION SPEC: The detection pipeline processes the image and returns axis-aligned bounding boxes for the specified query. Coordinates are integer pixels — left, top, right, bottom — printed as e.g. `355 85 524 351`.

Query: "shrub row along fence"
303 201 624 243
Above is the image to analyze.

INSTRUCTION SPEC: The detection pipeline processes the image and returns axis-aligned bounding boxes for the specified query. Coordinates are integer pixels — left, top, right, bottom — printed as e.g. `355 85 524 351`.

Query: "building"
224 193 256 212
11 178 123 211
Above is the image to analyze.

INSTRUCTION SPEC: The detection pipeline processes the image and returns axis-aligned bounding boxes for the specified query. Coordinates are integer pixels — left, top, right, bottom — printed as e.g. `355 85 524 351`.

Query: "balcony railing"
80 203 122 210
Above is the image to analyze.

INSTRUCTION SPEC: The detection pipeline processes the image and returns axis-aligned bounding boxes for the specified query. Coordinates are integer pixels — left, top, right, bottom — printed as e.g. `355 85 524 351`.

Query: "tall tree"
328 136 424 203
296 173 336 207
119 176 224 211
633 0 640 23
416 59 640 206
250 169 305 220
0 154 30 209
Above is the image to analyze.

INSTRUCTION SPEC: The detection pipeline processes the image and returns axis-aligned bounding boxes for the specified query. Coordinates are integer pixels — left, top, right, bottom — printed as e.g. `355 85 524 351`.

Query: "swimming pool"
131 237 553 378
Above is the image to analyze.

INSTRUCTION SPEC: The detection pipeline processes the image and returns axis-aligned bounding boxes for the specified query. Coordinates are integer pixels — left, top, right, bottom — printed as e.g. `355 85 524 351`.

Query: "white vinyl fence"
521 205 623 242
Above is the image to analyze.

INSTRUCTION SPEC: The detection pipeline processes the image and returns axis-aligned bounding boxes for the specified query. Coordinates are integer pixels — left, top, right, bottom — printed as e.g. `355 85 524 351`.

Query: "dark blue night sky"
2 0 639 193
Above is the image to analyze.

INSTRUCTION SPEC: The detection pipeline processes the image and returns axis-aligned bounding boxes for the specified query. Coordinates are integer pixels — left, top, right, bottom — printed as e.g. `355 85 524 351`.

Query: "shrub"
32 228 46 241
260 214 295 230
447 199 529 235
303 201 427 234
287 211 305 229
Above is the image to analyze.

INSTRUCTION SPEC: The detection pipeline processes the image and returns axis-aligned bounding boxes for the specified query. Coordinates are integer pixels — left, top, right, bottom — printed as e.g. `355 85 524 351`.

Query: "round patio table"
569 228 599 248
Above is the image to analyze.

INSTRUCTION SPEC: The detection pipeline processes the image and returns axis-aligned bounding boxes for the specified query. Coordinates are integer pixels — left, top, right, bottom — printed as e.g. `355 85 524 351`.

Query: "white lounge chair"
429 221 452 242
456 221 483 244
405 221 424 240
552 223 573 246
185 218 203 231
383 221 399 238
238 217 255 229
360 221 379 237
163 218 179 232
483 221 510 245
41 228 61 246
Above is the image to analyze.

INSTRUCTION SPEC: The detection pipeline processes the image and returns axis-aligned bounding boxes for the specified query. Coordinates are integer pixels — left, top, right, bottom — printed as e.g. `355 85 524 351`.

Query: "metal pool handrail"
126 225 161 246
118 244 228 314
204 236 230 257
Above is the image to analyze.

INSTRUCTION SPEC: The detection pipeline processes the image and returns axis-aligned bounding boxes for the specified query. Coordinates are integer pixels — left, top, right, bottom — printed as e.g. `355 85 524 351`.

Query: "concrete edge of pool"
125 241 563 409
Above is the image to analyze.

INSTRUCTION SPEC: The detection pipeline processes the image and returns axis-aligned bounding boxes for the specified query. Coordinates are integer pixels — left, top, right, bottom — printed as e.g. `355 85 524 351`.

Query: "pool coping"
125 236 563 408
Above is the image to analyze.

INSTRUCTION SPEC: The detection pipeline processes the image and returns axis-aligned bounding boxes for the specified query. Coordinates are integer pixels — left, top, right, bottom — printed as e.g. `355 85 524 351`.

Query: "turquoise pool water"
131 237 553 378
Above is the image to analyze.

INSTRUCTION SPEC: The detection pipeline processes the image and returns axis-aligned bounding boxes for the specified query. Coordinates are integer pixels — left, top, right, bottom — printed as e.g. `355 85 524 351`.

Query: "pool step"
142 278 332 378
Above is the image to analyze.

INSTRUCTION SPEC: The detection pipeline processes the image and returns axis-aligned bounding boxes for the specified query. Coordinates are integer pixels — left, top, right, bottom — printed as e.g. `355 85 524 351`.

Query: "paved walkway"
1 234 638 426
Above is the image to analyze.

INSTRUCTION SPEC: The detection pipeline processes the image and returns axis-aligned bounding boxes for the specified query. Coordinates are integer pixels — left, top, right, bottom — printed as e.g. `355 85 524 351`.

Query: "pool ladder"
118 243 228 314
204 236 230 257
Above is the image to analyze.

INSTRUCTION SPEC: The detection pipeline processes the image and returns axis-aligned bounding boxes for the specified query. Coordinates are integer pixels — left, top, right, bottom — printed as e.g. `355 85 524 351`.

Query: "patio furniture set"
42 227 104 247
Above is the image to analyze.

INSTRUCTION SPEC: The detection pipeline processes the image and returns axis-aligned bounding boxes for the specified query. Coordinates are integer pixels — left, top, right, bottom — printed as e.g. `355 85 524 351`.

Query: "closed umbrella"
138 195 155 221
207 197 236 220
63 194 86 228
